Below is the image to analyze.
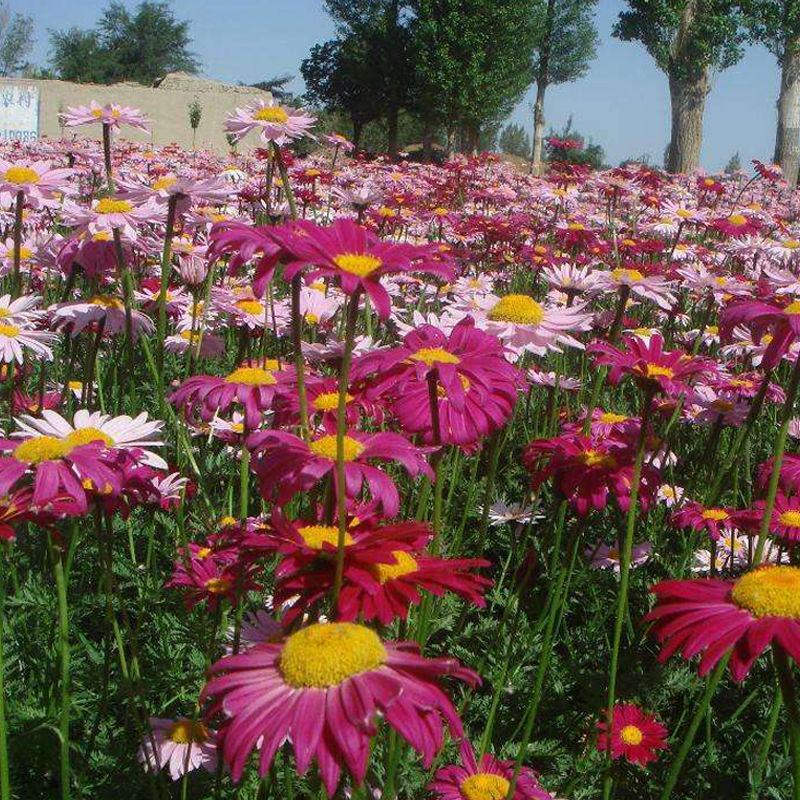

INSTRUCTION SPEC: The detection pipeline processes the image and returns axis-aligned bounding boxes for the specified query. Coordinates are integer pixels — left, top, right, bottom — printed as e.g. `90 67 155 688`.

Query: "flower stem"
659 655 729 800
475 431 502 554
0 543 10 800
775 647 800 800
48 531 71 800
10 190 23 299
331 289 362 608
156 194 179 403
426 370 445 551
754 356 800 564
602 391 653 800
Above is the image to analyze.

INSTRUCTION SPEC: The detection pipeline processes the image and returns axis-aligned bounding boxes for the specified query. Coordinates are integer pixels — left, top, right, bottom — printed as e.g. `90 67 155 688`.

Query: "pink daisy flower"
50 295 155 339
646 565 800 681
138 717 217 781
224 99 316 145
670 501 741 542
201 622 478 792
430 739 553 800
0 159 73 204
721 297 800 370
60 101 150 132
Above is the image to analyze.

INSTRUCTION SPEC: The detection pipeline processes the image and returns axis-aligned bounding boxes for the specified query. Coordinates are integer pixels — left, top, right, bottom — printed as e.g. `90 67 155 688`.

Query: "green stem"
331 290 362 608
0 544 10 800
156 194 179 402
602 391 653 800
475 431 502 554
659 655 729 800
48 531 71 800
10 190 23 299
750 683 782 799
775 647 800 800
754 356 800 564
426 370 445 550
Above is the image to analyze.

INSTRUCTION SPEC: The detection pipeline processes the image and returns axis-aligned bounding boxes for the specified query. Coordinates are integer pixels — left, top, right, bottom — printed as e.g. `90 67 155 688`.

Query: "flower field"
1 101 800 800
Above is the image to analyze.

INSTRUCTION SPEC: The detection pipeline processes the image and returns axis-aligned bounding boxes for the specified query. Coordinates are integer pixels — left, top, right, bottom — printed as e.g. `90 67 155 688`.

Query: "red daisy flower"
646 565 800 681
353 317 522 446
523 431 660 516
248 428 432 517
201 622 479 793
430 740 552 800
597 703 668 766
589 333 714 396
670 501 741 542
165 552 260 611
274 218 454 319
739 493 800 543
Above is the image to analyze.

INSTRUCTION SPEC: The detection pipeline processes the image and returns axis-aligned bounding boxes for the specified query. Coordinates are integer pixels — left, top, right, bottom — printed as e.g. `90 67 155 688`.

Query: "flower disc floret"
65 427 114 447
224 367 276 386
409 347 461 366
14 436 69 464
620 725 644 746
298 524 353 550
332 253 383 277
95 198 133 214
309 434 364 461
313 392 351 411
4 166 38 184
168 719 210 744
731 566 800 619
779 510 800 527
487 294 545 325
253 106 289 123
459 773 511 800
279 622 387 688
370 551 419 584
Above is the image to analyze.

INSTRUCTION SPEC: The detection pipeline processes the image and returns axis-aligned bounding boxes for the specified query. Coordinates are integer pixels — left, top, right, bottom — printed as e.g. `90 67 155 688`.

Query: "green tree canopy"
499 123 532 158
49 1 199 85
0 2 34 77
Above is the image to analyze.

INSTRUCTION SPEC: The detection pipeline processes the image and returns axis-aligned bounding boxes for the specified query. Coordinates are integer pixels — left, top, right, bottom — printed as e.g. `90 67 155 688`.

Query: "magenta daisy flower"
741 493 800 543
646 566 800 681
248 429 432 516
0 159 73 203
596 704 668 766
353 317 522 446
430 740 552 800
170 362 282 430
721 298 800 370
275 219 453 319
208 220 283 296
589 333 714 396
60 101 150 132
670 501 741 542
201 622 478 792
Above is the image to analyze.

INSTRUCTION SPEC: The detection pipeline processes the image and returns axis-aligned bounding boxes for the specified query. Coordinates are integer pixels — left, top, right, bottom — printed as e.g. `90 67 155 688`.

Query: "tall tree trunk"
775 38 800 187
386 108 399 156
666 68 708 173
351 118 363 152
422 119 434 161
531 0 555 175
531 81 548 175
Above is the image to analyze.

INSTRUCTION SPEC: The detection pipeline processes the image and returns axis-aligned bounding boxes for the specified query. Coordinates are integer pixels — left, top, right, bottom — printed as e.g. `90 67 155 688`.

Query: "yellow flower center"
332 253 382 277
611 268 644 282
14 436 71 464
309 434 364 461
224 366 276 386
298 524 353 550
179 330 201 344
409 347 461 366
204 577 232 594
279 622 387 688
488 294 545 325
785 301 800 315
620 725 644 746
370 550 419 584
701 508 729 521
705 325 719 335
196 547 212 559
152 176 177 191
779 510 800 527
4 166 38 184
305 312 319 324
235 299 264 316
0 324 19 338
95 198 133 214
643 363 674 379
253 106 289 123
732 566 800 619
581 449 617 469
65 427 114 448
727 214 747 226
600 412 628 424
313 392 351 412
219 515 238 527
784 240 800 250
459 773 511 800
167 719 210 744
89 295 125 310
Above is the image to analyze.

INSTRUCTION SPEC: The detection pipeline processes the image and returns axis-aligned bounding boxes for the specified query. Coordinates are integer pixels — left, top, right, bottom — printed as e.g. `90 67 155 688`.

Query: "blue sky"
18 0 778 169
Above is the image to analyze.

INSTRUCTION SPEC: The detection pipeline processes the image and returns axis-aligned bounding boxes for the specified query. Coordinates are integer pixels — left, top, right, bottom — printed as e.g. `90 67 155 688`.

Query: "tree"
499 122 532 157
614 1 745 173
301 37 383 150
323 1 412 155
249 74 294 101
724 150 742 172
741 2 800 184
530 0 599 174
0 3 33 77
188 99 202 148
50 1 199 85
409 0 537 153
